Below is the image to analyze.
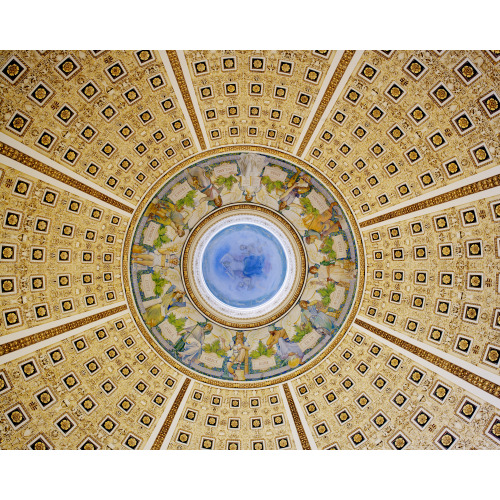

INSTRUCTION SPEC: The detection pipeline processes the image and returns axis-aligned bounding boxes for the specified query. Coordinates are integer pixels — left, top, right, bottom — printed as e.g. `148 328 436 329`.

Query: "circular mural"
126 149 364 385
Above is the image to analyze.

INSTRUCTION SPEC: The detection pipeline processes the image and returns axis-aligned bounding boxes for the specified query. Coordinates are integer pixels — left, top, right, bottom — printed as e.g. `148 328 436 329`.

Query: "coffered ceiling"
0 50 499 451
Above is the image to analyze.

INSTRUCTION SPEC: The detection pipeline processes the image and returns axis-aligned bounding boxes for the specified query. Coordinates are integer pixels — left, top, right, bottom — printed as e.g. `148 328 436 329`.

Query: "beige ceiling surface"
0 50 499 450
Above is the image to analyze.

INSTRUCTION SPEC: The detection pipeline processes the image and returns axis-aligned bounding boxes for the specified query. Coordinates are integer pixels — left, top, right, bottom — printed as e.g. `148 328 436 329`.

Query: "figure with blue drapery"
299 299 336 336
174 322 213 365
266 325 304 367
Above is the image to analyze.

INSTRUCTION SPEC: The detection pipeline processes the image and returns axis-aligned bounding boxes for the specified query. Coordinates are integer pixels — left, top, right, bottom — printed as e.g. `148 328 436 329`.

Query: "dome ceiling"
0 50 499 450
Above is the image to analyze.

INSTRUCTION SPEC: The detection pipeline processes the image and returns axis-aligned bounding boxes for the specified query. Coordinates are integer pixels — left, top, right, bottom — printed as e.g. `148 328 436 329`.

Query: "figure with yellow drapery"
143 285 186 328
144 198 187 238
266 325 304 368
278 171 311 211
303 202 343 244
131 244 179 269
186 166 223 207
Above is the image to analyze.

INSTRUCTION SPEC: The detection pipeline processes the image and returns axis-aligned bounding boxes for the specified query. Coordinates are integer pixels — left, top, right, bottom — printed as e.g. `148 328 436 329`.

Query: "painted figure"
220 244 265 290
303 202 343 244
237 153 266 201
309 264 332 281
327 260 357 281
131 245 179 268
220 331 250 380
278 171 311 210
299 299 337 335
309 259 356 282
266 325 304 367
144 199 186 238
174 322 213 365
186 166 223 207
143 286 186 328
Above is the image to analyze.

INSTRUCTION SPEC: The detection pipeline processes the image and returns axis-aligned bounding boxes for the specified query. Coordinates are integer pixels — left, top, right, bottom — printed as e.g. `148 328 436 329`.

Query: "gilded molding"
122 145 366 389
355 318 500 399
296 50 356 157
151 377 191 450
283 382 311 450
0 142 134 214
0 305 128 356
166 51 207 151
181 203 307 329
360 174 500 228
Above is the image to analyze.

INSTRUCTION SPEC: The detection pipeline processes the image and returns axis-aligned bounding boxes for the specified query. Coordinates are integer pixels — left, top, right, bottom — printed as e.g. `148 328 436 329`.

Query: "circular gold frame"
123 145 366 388
181 203 307 329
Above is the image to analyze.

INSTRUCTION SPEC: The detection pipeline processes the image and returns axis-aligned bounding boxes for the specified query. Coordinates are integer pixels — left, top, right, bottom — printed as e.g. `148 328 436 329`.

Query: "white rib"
0 132 134 215
283 383 318 450
359 165 500 229
292 51 345 156
0 303 127 365
160 378 193 450
158 50 204 151
144 374 187 449
356 315 500 410
295 50 364 158
175 50 211 149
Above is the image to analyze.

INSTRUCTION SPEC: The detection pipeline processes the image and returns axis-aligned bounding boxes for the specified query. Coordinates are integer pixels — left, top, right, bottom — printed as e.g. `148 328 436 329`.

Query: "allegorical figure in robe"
237 152 267 201
220 331 250 380
299 299 337 336
303 202 343 244
143 286 186 328
174 322 213 365
266 325 304 367
131 245 179 269
278 171 311 210
144 199 187 238
186 166 223 207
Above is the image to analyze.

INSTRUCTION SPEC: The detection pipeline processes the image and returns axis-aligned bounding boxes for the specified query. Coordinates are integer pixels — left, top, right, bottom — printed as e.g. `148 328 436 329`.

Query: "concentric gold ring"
181 203 308 329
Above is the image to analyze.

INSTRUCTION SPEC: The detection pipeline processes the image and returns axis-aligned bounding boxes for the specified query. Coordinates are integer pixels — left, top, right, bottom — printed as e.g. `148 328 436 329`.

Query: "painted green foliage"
292 321 312 342
167 313 186 332
215 175 237 191
320 236 337 261
175 190 196 210
202 339 227 357
151 271 167 296
318 281 336 307
300 197 319 216
261 175 285 193
249 340 275 358
153 226 171 249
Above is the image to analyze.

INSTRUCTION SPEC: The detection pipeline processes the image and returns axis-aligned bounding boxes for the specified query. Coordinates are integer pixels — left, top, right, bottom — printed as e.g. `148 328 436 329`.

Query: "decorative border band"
0 305 128 356
296 50 356 157
360 174 500 228
355 318 500 399
181 203 307 329
283 382 312 450
0 142 133 214
166 51 207 151
151 378 191 450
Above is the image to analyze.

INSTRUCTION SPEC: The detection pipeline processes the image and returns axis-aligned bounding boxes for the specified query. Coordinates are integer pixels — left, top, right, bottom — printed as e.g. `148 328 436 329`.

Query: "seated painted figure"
266 325 304 367
299 299 338 336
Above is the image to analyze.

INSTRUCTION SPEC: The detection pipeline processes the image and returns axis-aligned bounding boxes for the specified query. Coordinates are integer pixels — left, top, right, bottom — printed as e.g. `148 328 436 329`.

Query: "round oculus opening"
201 222 288 309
